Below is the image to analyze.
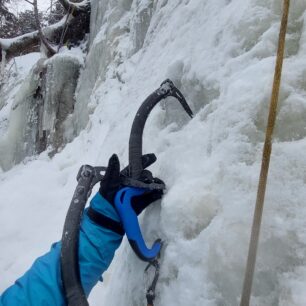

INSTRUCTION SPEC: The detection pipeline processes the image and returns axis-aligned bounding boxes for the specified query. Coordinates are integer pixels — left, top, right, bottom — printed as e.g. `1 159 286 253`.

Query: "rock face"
0 54 81 170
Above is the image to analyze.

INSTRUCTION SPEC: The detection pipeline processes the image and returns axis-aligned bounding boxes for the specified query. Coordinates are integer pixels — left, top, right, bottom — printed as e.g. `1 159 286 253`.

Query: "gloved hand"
99 153 164 215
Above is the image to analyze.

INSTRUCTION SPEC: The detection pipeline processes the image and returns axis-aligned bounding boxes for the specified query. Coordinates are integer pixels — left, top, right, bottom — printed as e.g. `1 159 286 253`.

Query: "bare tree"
33 0 56 56
0 0 90 62
21 0 57 57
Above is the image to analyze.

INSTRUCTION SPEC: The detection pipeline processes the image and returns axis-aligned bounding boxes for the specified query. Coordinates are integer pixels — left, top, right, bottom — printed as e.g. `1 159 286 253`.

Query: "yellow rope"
240 1 290 305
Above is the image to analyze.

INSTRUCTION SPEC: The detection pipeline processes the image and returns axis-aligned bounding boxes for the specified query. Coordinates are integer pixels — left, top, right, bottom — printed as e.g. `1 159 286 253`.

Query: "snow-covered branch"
0 0 90 62
0 16 69 60
57 0 90 16
24 0 34 5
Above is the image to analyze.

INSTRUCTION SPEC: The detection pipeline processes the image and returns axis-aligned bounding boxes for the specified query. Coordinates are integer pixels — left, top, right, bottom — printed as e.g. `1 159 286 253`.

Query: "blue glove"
100 153 164 214
88 154 164 261
87 154 164 235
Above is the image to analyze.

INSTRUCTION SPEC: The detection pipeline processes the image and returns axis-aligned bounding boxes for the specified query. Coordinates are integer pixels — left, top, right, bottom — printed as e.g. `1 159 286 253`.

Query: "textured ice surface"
1 0 306 305
42 54 81 153
0 52 82 170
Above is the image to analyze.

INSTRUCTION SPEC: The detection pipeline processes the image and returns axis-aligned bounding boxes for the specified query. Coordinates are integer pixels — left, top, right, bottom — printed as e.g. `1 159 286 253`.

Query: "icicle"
0 50 7 86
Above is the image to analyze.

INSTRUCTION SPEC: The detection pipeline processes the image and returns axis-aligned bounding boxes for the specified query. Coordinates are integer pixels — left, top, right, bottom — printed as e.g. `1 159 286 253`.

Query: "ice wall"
0 53 82 170
72 0 156 134
80 1 306 305
0 58 45 170
41 54 81 154
1 1 306 306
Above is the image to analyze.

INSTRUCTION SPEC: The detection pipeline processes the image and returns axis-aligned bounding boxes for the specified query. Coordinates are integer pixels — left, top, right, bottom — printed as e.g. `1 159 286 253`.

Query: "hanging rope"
240 1 290 305
58 5 75 52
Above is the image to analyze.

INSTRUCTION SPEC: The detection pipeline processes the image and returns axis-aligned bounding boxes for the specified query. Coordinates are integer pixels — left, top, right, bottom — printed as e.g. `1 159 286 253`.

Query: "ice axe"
116 79 193 260
61 79 193 305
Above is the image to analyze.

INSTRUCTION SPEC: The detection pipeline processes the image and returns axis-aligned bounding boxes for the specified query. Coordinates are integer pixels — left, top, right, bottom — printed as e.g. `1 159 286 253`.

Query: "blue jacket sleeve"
0 193 123 306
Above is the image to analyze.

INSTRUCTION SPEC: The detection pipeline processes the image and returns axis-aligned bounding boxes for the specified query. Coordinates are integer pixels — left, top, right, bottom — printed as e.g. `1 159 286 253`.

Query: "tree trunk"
33 0 56 57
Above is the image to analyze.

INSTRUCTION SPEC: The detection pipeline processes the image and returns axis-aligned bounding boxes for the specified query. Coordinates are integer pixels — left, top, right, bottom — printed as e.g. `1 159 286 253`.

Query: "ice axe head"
124 79 193 190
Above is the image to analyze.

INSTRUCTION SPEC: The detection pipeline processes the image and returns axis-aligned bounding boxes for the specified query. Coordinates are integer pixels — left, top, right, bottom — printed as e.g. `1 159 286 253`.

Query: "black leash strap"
87 206 125 236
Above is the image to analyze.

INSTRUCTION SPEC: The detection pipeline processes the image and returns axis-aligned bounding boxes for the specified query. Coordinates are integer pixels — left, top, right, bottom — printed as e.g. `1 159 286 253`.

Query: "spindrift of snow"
1 0 306 305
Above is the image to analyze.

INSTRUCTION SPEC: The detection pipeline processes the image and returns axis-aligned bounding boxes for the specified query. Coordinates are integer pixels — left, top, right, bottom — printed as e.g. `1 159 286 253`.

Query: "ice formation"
1 0 306 305
0 53 82 170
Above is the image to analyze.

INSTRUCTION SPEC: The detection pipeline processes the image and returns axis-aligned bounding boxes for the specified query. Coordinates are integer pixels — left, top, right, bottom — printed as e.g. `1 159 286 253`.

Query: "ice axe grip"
114 187 162 261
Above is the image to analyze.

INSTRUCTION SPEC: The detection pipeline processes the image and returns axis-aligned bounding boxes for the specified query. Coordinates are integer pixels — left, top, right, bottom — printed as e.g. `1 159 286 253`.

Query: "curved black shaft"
128 79 193 185
61 165 105 306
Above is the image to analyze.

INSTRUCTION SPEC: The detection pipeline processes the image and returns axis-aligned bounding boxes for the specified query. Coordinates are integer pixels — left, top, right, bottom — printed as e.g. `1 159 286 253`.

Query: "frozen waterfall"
1 0 306 305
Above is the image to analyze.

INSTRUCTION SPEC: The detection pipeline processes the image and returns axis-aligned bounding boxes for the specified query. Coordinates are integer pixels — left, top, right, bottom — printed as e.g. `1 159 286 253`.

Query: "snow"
2 0 306 305
0 31 38 50
13 53 41 74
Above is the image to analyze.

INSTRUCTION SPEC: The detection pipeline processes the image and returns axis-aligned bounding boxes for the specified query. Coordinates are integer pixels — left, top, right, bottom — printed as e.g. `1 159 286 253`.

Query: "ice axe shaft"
61 165 105 306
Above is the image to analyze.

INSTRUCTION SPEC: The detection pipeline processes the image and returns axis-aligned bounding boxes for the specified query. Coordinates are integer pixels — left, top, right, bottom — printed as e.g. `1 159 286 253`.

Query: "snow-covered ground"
1 0 306 305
